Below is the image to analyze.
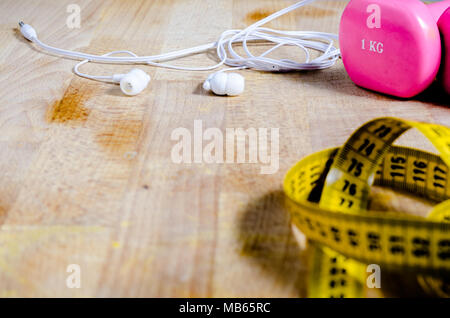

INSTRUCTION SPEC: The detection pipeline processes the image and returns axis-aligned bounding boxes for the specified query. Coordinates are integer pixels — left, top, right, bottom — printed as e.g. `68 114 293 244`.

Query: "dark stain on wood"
47 82 144 157
47 84 92 125
246 9 272 22
246 5 334 23
96 119 143 155
0 204 7 228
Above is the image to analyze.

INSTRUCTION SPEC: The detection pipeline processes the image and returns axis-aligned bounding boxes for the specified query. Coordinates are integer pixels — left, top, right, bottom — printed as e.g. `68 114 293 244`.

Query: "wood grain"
0 0 448 297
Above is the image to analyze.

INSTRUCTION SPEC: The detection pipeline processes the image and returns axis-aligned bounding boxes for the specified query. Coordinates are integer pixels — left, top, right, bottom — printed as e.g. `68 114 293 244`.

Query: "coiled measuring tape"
283 117 450 297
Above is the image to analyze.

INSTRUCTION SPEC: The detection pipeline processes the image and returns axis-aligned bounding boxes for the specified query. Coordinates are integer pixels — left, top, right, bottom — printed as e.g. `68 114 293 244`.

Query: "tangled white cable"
19 0 340 96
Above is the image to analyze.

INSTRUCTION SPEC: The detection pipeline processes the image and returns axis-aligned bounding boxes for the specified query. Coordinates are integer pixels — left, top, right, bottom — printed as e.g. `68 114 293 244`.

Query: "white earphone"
19 0 339 97
73 50 151 96
202 72 245 96
117 69 151 96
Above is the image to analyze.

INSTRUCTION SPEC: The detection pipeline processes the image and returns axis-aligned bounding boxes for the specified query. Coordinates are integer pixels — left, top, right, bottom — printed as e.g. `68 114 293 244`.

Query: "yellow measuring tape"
283 117 450 297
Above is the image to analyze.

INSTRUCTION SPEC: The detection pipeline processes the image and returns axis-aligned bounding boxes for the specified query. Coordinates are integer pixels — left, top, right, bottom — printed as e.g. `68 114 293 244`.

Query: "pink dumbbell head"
438 7 450 94
339 0 450 98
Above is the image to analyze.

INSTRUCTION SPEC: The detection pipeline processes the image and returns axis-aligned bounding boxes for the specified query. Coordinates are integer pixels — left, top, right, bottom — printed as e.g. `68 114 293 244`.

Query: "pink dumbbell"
339 0 450 98
438 7 450 94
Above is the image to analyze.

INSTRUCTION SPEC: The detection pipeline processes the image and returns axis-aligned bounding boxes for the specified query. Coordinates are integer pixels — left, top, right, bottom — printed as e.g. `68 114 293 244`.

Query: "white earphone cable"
73 50 139 82
20 0 340 81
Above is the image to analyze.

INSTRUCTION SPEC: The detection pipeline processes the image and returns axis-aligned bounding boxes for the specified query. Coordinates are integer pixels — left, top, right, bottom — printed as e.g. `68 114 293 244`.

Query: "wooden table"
0 0 448 297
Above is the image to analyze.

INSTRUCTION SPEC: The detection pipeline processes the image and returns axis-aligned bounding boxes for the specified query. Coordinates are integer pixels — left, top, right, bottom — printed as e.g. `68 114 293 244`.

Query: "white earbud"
73 52 151 96
203 72 245 96
113 69 151 96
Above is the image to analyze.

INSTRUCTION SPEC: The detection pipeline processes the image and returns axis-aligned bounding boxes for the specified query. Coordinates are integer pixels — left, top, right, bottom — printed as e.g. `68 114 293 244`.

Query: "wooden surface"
0 0 448 297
